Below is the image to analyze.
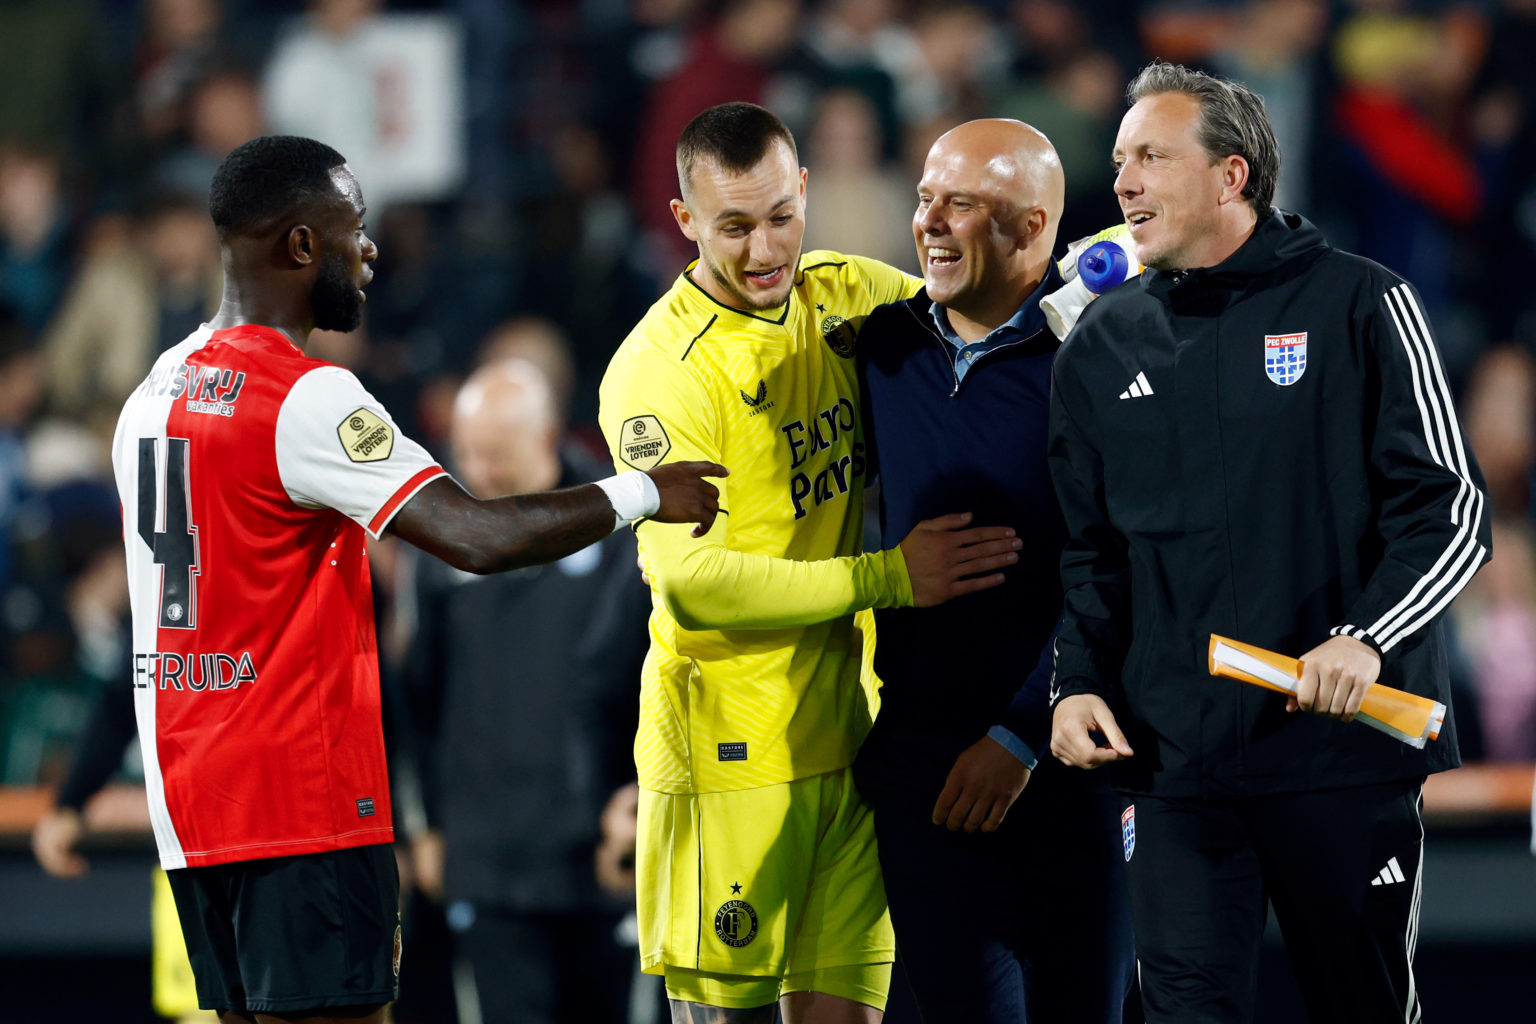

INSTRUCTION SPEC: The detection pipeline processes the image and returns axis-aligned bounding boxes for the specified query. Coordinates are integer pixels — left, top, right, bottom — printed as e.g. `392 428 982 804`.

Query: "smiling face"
914 148 1025 313
1112 92 1243 271
911 119 1061 333
309 164 376 332
672 140 807 311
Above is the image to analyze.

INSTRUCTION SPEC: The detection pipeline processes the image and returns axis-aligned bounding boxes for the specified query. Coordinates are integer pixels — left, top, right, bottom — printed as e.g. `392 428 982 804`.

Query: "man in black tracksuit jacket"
854 118 1134 1024
397 361 652 1024
1049 64 1489 1023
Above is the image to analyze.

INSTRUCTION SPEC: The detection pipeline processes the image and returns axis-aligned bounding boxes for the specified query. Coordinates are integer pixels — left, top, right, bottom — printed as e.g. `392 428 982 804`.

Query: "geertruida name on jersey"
780 397 866 519
133 650 259 691
136 362 247 417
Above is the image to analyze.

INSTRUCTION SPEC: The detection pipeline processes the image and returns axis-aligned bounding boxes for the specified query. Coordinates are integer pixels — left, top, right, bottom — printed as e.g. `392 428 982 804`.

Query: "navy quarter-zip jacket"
856 271 1065 789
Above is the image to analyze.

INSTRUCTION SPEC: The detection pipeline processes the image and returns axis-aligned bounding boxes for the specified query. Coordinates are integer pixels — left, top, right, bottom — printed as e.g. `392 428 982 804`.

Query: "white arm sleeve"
274 366 446 537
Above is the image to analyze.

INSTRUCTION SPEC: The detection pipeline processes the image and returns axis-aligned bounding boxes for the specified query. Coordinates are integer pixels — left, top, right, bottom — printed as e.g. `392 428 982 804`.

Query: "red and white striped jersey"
112 323 445 869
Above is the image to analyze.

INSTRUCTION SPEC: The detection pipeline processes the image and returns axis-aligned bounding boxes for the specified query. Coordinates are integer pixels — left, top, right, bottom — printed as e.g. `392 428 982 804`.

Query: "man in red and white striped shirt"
112 135 725 1024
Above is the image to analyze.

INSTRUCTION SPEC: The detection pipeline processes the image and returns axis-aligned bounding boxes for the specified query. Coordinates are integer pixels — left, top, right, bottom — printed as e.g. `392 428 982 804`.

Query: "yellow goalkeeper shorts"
637 767 893 1005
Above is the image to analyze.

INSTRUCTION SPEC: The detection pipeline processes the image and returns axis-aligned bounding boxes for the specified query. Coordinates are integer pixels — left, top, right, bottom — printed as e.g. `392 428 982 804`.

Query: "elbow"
440 543 507 576
658 578 723 632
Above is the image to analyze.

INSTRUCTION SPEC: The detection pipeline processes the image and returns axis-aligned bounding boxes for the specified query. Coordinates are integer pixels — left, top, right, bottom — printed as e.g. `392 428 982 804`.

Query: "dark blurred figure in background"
0 143 76 335
801 87 916 271
42 192 222 441
1452 346 1536 761
397 356 651 1024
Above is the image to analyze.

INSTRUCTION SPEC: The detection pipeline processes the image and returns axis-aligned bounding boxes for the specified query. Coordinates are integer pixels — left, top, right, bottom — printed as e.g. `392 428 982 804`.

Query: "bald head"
914 118 1064 340
930 119 1064 226
451 359 561 497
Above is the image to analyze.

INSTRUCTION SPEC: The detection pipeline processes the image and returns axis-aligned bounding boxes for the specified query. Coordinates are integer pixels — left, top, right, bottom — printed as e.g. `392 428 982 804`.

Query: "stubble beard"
702 247 795 311
311 250 364 333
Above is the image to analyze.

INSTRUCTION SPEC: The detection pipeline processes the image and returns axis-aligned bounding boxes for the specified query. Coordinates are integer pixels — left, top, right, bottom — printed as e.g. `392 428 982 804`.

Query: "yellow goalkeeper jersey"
600 250 922 794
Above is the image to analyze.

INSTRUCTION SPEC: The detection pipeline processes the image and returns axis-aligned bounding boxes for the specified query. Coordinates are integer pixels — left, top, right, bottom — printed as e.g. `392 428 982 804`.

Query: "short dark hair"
208 136 348 237
1127 62 1278 220
676 102 797 200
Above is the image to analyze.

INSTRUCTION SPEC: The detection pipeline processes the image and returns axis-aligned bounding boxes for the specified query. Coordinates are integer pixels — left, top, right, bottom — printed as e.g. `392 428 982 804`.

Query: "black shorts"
167 843 401 1014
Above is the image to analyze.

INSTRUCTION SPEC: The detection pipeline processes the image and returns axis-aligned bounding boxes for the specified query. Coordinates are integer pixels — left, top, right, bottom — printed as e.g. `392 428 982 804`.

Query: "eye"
772 213 793 225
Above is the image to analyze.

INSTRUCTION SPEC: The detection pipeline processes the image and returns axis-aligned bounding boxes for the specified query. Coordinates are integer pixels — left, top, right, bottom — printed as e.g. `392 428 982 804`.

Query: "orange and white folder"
1208 634 1446 749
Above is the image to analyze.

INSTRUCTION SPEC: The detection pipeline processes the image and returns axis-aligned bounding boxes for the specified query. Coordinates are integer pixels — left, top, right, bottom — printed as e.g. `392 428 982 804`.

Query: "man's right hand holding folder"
1288 634 1381 722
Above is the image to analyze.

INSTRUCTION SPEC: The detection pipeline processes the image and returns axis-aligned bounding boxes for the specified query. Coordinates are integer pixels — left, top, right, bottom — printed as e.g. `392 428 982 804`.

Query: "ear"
670 198 698 242
1217 154 1251 208
286 224 317 266
1016 206 1048 251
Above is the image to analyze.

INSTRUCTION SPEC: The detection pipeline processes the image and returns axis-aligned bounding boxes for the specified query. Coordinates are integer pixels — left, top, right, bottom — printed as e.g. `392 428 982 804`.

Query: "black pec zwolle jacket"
1048 211 1489 798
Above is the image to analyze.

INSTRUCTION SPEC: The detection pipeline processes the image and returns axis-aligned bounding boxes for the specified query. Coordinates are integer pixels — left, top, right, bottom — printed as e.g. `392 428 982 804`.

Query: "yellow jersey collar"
679 258 795 326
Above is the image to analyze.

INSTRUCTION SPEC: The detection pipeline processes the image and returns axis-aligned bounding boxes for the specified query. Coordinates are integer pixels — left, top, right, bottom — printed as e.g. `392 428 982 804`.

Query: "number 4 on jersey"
137 437 200 629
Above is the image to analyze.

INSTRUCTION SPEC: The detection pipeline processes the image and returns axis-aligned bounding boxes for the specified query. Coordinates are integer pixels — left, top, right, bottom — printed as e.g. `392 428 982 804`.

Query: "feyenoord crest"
714 899 759 947
1264 332 1307 386
821 314 858 357
1121 805 1136 862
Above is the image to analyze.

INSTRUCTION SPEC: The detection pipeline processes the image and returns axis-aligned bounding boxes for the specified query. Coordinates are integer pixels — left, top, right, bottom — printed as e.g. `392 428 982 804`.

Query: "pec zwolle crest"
714 899 759 947
821 314 858 357
1264 332 1307 386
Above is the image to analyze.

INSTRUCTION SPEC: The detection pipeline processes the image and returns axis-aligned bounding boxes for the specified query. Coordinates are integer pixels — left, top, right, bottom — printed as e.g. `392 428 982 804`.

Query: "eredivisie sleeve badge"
337 408 394 462
619 415 670 470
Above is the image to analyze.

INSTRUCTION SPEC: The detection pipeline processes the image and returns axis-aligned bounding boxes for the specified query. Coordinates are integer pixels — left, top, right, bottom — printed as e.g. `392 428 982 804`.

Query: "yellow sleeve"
599 342 913 632
637 519 912 631
847 253 923 306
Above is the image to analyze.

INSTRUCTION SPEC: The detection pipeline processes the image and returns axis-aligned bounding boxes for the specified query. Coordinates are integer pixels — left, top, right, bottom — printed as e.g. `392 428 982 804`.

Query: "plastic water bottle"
1077 240 1136 294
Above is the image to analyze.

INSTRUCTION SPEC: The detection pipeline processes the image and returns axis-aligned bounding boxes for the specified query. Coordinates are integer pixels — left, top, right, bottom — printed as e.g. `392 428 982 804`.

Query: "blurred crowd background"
1 0 1535 1018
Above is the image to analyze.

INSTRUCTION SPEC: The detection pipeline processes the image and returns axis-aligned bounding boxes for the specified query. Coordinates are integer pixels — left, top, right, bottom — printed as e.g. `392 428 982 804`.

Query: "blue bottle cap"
1078 241 1131 294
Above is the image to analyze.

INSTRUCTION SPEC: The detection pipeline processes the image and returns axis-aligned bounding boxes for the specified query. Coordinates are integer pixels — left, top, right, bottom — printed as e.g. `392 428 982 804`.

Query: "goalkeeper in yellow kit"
599 102 1022 1022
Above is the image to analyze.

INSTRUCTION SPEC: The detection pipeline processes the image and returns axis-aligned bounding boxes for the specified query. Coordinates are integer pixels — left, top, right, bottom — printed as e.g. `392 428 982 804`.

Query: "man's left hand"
932 735 1031 833
1292 635 1381 721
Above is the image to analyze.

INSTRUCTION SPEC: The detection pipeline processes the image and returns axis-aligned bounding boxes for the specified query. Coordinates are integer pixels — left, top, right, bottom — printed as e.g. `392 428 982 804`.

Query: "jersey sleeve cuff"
873 544 913 608
366 466 447 538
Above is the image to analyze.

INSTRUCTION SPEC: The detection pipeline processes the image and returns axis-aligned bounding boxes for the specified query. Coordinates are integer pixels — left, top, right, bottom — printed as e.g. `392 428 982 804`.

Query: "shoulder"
1056 279 1152 367
859 289 930 373
1312 248 1409 299
618 283 720 363
799 250 917 295
865 287 925 327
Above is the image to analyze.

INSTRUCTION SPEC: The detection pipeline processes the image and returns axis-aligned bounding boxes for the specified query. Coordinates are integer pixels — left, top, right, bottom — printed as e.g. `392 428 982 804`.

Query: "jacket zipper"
900 302 1032 398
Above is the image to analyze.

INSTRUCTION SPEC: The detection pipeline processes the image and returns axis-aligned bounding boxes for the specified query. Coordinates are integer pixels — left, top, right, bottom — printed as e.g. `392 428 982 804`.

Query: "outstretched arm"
389 462 726 574
642 511 1018 632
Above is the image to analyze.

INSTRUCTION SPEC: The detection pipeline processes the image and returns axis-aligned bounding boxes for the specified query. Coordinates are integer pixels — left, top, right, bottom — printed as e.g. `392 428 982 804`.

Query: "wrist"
595 471 660 531
881 544 914 607
986 726 1038 769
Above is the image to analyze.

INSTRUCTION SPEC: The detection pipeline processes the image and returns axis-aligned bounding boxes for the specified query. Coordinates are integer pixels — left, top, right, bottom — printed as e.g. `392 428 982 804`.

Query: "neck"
943 262 1046 344
207 252 312 349
1186 207 1260 270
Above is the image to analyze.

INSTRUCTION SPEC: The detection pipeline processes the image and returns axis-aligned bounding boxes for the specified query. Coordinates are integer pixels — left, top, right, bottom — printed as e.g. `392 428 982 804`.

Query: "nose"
1114 162 1139 200
361 233 379 263
915 200 942 235
749 225 774 265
